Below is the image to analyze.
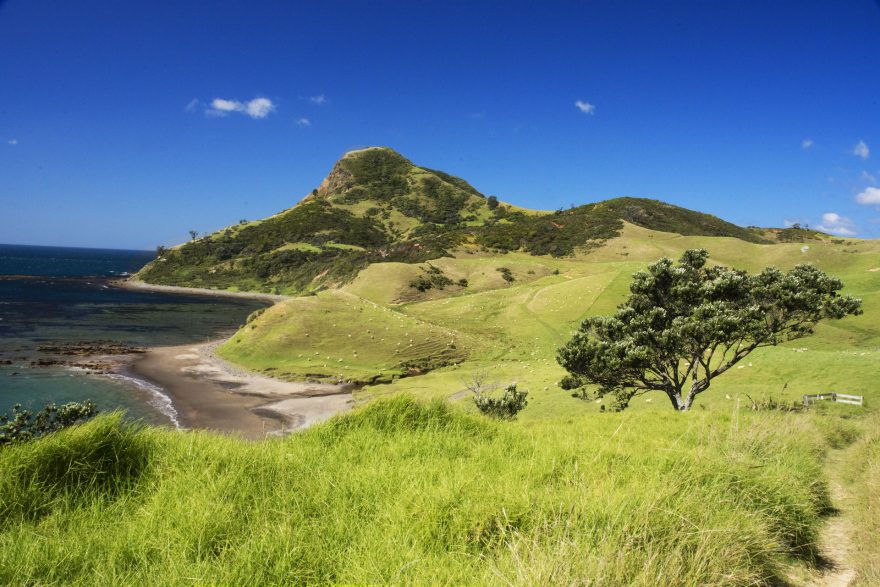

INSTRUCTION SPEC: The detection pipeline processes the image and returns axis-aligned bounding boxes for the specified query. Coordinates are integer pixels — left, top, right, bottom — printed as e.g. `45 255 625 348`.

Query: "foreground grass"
0 397 854 586
840 411 880 585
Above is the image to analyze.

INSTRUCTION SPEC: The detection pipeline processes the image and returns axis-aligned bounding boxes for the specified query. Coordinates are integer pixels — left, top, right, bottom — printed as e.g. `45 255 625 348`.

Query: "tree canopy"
557 249 863 411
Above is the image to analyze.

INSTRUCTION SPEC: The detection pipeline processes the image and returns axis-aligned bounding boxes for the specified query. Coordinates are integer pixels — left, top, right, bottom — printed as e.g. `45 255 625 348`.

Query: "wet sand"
128 341 354 440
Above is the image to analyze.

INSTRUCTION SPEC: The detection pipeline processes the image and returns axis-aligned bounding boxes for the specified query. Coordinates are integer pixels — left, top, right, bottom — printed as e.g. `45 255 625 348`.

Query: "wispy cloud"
816 212 856 236
861 170 877 185
856 187 880 206
184 98 200 112
309 94 326 105
801 139 813 149
575 100 595 115
296 117 311 127
7 138 17 145
853 140 870 159
206 97 276 119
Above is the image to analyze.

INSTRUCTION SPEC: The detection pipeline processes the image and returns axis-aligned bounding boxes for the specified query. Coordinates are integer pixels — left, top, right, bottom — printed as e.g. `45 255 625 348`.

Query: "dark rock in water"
28 341 139 375
31 358 60 367
36 341 147 356
0 359 12 365
30 356 116 374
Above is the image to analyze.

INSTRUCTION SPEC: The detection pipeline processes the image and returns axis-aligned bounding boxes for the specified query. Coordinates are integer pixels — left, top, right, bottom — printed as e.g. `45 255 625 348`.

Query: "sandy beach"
127 340 354 439
115 278 290 302
112 278 351 439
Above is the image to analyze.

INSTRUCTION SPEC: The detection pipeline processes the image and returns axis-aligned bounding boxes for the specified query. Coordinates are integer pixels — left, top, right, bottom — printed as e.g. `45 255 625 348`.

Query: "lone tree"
557 249 862 411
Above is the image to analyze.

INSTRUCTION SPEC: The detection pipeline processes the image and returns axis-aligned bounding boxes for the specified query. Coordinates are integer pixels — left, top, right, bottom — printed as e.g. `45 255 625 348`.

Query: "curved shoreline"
124 340 354 440
113 278 290 302
105 279 355 438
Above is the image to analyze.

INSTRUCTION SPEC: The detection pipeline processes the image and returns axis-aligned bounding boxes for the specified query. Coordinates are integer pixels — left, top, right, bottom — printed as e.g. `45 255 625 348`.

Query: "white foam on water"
105 373 182 429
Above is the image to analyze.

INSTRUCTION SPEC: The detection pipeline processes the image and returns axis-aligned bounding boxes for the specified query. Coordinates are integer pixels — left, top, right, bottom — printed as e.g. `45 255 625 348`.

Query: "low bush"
0 401 98 447
409 263 454 292
496 267 515 283
474 384 528 419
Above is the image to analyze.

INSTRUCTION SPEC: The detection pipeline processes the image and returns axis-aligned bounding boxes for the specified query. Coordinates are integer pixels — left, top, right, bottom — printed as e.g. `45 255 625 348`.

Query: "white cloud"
856 186 880 206
854 140 870 159
7 138 17 145
816 212 856 236
309 94 326 105
575 100 595 115
245 97 275 118
801 139 813 149
185 98 200 112
296 117 311 127
207 97 276 119
861 170 877 185
211 98 242 113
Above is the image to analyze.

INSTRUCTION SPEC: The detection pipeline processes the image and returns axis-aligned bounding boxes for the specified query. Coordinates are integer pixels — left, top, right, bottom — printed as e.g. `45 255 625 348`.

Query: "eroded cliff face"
302 147 403 203
309 158 354 201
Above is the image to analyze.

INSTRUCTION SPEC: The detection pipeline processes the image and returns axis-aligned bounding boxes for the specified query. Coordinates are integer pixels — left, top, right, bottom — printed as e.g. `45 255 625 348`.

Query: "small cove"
0 244 267 425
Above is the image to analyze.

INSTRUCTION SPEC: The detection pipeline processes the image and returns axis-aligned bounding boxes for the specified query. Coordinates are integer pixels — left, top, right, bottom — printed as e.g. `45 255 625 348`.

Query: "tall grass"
841 412 880 585
0 397 839 585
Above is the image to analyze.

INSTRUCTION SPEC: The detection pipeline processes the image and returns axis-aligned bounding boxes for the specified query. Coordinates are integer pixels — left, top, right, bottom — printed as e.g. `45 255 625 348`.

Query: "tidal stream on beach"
0 243 267 427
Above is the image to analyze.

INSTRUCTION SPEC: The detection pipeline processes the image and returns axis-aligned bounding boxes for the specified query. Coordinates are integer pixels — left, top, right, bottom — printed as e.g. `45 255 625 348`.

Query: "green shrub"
409 263 454 292
0 401 98 447
473 384 528 419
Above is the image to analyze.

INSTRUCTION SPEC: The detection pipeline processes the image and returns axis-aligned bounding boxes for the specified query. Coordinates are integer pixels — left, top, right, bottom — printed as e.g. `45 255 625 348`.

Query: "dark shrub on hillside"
497 267 515 283
474 384 528 419
409 264 454 292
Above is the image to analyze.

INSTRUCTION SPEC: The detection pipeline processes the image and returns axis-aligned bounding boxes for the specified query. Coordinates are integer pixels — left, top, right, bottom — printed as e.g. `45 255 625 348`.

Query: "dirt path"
814 450 856 587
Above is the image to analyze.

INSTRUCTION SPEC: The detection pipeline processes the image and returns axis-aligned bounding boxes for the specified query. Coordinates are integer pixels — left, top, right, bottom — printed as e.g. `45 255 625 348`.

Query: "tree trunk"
679 395 694 411
667 391 684 411
679 381 707 411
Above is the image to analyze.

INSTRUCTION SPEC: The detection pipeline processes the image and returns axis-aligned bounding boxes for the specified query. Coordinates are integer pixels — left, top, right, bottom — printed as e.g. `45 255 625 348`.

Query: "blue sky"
2 0 879 249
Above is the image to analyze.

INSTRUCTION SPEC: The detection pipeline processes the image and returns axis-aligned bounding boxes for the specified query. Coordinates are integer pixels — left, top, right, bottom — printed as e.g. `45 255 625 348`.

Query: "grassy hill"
136 147 783 295
6 149 879 584
142 146 876 420
215 222 877 403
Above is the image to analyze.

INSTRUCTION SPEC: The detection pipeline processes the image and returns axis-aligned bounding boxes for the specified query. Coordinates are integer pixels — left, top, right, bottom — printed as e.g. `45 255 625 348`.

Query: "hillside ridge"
137 147 826 294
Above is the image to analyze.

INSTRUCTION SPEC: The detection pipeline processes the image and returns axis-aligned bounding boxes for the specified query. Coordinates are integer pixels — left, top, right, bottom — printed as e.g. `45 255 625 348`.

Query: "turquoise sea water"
0 244 267 425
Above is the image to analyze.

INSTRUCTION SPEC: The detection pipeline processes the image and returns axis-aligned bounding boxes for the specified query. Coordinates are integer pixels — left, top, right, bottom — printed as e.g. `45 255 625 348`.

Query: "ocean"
0 243 267 425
